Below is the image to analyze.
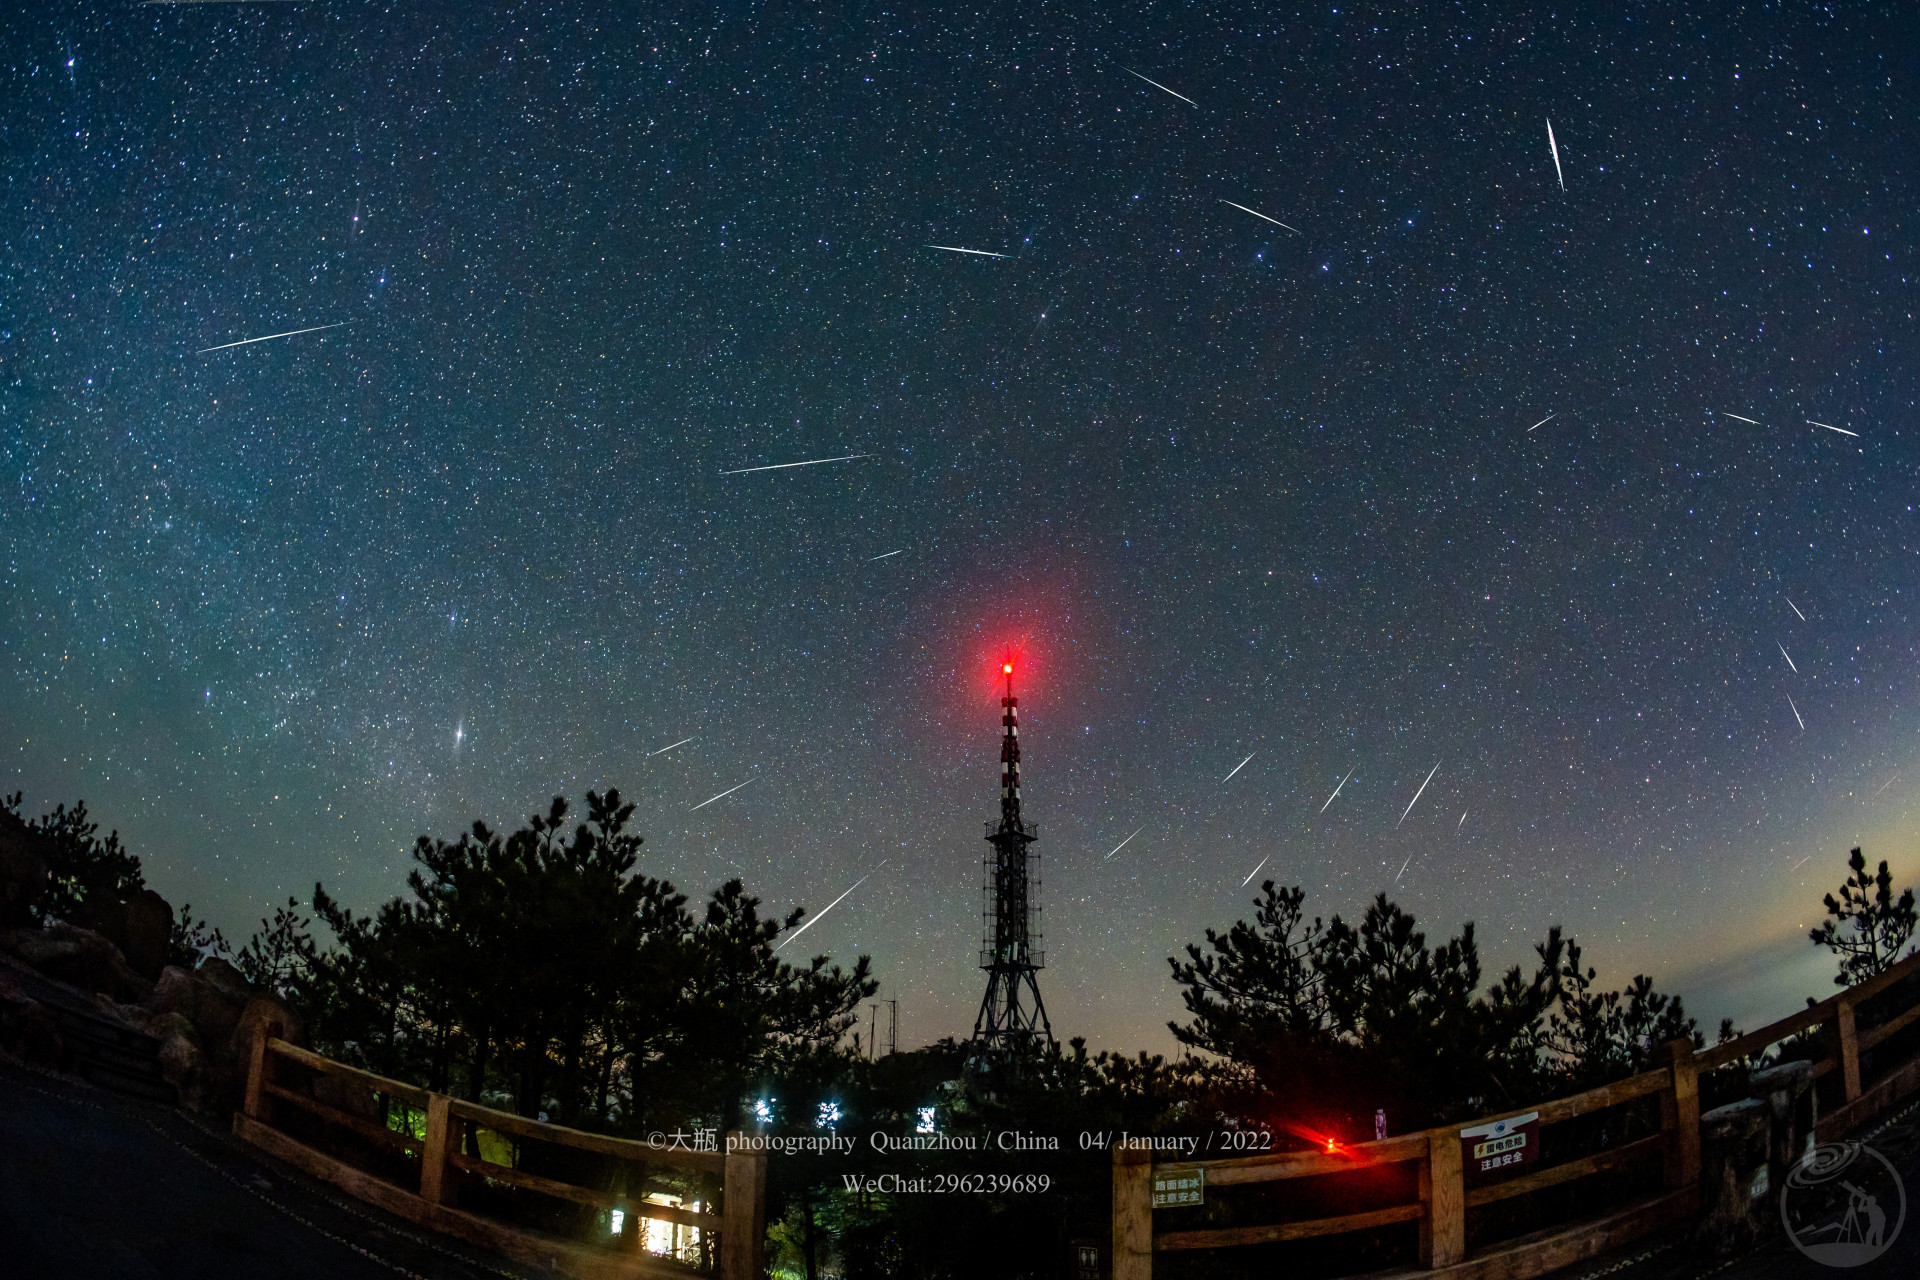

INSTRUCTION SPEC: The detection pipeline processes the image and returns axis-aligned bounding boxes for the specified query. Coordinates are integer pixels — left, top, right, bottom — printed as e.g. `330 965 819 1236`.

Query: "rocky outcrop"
2 919 303 1114
156 1014 207 1109
0 964 65 1069
0 922 154 1003
75 889 174 981
0 812 49 928
148 958 302 1114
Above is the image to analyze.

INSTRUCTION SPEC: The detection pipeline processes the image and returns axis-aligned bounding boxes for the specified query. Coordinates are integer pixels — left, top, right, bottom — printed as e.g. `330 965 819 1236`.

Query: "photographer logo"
1780 1142 1905 1267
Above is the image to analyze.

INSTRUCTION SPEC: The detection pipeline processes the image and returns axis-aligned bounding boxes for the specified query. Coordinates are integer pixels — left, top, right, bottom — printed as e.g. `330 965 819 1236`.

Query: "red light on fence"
1326 1138 1337 1153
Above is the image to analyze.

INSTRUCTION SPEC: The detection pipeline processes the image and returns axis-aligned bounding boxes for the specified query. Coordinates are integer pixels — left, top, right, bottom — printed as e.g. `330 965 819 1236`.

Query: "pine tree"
1811 847 1918 986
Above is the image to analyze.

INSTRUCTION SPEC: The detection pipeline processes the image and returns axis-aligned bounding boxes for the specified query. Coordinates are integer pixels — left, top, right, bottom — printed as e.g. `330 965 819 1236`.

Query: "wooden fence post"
1421 1127 1465 1268
1834 994 1863 1103
721 1130 766 1280
243 1025 276 1124
420 1092 454 1205
1112 1142 1153 1280
1660 1038 1701 1194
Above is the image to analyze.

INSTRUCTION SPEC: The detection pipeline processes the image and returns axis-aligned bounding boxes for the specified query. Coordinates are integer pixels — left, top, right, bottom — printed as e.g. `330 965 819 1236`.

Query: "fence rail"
1115 947 1920 1280
233 1030 764 1280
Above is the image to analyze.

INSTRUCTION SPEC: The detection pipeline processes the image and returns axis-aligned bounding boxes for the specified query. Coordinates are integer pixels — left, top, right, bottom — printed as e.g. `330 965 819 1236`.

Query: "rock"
151 962 248 1050
196 956 255 1002
122 890 174 980
146 962 301 1115
220 994 304 1116
76 889 173 982
0 922 154 1002
148 1011 207 1110
0 994 66 1070
0 967 65 1069
1695 1098 1769 1255
0 812 49 928
230 993 304 1063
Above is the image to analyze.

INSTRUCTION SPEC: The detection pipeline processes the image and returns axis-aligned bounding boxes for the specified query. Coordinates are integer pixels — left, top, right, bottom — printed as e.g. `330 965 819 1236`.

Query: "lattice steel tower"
972 662 1055 1052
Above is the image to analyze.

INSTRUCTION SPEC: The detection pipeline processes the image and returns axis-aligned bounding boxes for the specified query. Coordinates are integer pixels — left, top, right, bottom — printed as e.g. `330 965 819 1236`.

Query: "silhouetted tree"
166 903 231 968
234 897 317 997
1169 882 1699 1133
1811 847 1918 986
290 790 875 1137
3 792 145 923
1542 938 1704 1090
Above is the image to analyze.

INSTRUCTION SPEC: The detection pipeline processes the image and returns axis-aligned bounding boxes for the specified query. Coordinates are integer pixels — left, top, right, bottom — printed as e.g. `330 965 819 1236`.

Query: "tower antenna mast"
972 659 1055 1054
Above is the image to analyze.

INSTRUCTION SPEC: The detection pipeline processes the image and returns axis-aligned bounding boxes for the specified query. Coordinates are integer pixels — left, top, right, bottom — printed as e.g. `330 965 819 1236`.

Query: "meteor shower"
4 4 1919 1279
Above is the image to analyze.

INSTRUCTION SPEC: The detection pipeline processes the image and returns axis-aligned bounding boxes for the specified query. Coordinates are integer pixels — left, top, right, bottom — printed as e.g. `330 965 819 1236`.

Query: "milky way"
3 4 1916 1050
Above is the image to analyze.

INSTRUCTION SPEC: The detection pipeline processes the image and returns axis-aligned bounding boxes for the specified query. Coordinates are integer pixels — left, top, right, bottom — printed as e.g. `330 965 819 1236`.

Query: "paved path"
1553 1099 1920 1280
0 1060 543 1280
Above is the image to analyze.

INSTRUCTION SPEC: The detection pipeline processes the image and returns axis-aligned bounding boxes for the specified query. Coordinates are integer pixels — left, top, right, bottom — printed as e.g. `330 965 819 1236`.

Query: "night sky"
5 2 1918 1054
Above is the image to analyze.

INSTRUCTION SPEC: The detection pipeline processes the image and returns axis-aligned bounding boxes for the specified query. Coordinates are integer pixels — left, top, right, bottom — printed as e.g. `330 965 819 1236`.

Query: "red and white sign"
1459 1112 1540 1178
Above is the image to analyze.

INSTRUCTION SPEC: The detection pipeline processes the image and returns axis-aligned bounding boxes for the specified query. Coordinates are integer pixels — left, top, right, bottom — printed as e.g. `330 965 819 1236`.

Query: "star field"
3 2 1918 1051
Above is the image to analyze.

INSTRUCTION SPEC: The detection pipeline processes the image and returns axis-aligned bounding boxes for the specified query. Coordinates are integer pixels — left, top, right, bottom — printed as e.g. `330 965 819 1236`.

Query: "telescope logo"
1780 1142 1905 1267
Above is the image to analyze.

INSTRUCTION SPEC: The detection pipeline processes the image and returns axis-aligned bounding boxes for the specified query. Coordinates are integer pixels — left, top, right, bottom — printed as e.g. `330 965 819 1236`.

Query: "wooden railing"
1114 947 1920 1280
234 1030 765 1280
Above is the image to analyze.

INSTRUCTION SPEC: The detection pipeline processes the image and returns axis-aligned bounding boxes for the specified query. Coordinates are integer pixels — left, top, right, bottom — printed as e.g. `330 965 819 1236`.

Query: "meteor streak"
1790 855 1812 872
1319 767 1354 814
1241 856 1270 887
1457 810 1468 831
1787 694 1805 731
1120 67 1197 106
1809 420 1859 437
689 778 754 810
775 864 886 951
1397 761 1440 828
866 550 904 561
1394 853 1414 883
1220 201 1300 234
1720 412 1761 425
1876 774 1899 796
1546 119 1564 191
925 244 1010 258
649 736 694 757
1778 643 1797 673
1528 413 1556 431
1103 826 1145 860
721 453 873 475
196 321 345 353
1786 597 1806 621
1222 753 1255 783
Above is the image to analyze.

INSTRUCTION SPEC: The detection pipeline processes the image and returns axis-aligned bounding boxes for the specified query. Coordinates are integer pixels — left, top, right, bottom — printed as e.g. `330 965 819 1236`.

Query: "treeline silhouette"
8 788 1915 1280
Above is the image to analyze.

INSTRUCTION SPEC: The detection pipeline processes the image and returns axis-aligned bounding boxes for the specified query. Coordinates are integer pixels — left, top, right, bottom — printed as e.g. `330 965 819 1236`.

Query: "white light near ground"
609 1210 624 1235
917 1107 936 1134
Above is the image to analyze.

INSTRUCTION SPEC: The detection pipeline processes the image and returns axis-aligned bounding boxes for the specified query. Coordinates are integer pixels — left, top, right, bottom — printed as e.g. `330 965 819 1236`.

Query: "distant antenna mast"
972 660 1055 1053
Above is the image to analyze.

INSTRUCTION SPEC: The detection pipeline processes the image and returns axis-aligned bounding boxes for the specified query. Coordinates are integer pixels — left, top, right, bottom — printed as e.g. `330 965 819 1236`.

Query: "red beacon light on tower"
1003 662 1014 674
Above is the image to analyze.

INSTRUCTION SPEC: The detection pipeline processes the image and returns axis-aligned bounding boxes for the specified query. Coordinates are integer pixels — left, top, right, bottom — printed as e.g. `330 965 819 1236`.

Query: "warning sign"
1459 1112 1540 1178
1151 1168 1204 1208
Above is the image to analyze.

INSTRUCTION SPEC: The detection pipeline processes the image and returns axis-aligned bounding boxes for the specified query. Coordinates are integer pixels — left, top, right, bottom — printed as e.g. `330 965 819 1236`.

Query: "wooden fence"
1114 947 1920 1280
233 1031 765 1280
